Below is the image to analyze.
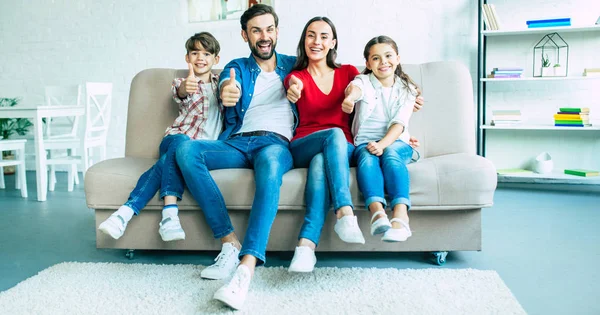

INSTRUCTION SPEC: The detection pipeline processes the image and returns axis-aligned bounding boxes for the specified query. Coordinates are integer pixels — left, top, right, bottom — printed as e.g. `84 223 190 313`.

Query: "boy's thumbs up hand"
177 63 199 98
286 75 303 103
221 68 240 107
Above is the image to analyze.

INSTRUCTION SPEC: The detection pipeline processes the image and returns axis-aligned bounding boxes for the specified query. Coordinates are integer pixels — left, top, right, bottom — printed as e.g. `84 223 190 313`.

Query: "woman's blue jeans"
290 128 354 246
124 134 190 214
353 140 413 211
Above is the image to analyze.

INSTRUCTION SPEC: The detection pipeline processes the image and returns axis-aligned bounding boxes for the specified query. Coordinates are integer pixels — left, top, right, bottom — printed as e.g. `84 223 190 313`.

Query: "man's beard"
249 39 277 60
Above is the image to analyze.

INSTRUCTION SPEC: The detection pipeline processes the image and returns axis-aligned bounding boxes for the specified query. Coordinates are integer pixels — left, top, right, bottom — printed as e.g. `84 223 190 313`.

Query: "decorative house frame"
533 32 569 77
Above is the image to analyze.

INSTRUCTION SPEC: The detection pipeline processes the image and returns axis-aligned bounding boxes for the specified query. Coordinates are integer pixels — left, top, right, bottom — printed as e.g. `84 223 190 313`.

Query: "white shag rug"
0 262 526 315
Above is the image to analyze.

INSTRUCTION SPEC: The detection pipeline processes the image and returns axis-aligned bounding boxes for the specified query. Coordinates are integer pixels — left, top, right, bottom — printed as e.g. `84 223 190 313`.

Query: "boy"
98 32 222 241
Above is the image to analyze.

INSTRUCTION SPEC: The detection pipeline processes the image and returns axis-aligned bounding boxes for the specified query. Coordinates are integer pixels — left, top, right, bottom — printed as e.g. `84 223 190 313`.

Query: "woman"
284 16 363 273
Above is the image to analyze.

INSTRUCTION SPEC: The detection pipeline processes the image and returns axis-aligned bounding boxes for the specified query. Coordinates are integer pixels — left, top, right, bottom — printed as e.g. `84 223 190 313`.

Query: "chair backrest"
44 85 82 138
84 82 113 144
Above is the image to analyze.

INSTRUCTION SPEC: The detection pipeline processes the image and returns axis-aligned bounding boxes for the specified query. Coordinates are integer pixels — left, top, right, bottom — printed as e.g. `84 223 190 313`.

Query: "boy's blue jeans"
176 133 292 265
353 140 414 211
290 128 354 246
124 134 190 214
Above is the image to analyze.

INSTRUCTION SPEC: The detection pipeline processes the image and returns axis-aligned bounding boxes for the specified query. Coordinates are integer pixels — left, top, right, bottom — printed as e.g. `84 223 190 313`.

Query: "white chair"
44 85 83 191
45 82 113 191
0 139 28 198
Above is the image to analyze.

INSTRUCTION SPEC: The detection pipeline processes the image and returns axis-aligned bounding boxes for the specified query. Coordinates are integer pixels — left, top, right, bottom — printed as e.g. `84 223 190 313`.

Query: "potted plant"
541 54 552 76
553 63 563 76
0 97 32 174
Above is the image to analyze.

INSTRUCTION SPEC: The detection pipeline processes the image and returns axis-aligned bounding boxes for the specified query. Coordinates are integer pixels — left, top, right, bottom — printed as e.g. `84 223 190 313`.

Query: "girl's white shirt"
350 73 417 146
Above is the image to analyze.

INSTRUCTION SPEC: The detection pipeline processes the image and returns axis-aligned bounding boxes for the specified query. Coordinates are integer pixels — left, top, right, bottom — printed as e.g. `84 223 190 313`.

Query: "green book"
564 169 600 177
559 107 590 113
554 120 584 124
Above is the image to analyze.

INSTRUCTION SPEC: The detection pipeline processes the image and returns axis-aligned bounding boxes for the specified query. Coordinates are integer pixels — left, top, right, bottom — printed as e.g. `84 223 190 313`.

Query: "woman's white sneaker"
334 215 365 244
288 246 317 273
200 243 240 280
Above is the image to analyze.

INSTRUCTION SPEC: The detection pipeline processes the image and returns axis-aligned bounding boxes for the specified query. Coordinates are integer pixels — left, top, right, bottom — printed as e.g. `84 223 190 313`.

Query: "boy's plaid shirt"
165 73 222 139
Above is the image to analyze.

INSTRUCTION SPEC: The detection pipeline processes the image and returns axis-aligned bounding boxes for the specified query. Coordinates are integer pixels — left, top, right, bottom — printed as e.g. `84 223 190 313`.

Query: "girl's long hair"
362 35 418 94
292 16 341 71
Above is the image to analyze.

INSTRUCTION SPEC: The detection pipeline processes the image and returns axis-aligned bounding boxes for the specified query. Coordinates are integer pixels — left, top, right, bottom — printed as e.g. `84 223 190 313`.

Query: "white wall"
0 0 478 164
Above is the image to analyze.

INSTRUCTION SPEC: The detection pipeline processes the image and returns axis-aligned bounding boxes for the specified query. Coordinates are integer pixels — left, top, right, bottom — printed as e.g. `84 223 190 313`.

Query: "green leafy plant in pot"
0 97 33 174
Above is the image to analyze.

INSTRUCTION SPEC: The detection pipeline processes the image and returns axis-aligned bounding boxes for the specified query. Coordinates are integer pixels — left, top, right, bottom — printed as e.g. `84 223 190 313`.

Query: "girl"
345 35 419 242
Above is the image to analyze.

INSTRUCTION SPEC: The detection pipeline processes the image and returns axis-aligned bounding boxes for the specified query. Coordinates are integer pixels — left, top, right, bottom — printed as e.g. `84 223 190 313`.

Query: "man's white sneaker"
288 246 317 273
213 265 251 310
334 215 366 244
98 214 127 240
158 216 185 241
200 243 240 280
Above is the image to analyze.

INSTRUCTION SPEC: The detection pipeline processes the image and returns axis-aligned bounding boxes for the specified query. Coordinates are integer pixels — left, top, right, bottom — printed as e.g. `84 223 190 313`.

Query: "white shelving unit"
477 1 600 184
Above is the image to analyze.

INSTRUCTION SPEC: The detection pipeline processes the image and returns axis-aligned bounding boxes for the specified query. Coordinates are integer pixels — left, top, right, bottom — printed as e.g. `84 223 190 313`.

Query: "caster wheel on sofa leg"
125 249 135 260
431 251 448 266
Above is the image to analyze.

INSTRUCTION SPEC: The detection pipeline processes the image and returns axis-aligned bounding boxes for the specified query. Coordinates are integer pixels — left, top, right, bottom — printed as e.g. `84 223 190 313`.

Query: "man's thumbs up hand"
221 68 241 107
286 75 303 103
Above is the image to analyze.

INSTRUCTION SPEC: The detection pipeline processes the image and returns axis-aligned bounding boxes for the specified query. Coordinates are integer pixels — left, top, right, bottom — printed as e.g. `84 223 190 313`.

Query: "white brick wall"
0 0 477 166
1 0 598 172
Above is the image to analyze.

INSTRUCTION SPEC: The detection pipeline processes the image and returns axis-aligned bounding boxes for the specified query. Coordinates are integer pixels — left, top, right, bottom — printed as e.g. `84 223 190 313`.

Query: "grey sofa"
84 61 497 264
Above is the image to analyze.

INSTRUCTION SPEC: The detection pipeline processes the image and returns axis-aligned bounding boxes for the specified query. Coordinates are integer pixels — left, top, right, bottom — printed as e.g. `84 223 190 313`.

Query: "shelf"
481 124 600 130
498 171 600 185
481 76 600 82
482 25 600 36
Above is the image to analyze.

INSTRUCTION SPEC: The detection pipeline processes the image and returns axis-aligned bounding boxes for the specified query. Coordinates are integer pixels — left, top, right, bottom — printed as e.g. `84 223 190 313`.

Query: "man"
176 4 296 310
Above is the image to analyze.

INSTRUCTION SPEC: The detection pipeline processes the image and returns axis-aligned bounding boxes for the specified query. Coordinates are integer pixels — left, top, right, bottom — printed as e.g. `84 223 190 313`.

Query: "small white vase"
553 66 563 76
533 152 553 174
541 67 553 77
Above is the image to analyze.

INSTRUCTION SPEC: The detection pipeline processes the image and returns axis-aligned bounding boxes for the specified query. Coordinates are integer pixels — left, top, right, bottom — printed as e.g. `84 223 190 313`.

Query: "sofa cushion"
85 152 495 211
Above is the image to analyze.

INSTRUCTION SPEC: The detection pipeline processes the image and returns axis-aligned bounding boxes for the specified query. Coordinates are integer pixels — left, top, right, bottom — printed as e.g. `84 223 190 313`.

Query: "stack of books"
488 68 523 79
554 107 591 127
481 4 501 30
526 18 571 28
583 68 600 77
492 109 522 126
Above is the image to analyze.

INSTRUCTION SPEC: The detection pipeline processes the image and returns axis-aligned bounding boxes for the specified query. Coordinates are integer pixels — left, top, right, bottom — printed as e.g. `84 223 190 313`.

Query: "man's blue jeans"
124 134 190 214
353 140 413 210
176 133 292 265
290 128 354 246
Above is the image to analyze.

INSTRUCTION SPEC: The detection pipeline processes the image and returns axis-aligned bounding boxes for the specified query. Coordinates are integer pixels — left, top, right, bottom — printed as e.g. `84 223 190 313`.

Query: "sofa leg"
125 249 135 260
431 251 448 266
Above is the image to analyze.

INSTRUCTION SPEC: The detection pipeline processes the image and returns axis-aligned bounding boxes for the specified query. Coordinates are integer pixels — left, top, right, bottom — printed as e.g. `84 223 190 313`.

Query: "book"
526 18 571 24
488 4 502 29
559 107 590 113
483 4 497 30
492 110 521 115
554 120 588 125
481 5 492 30
564 169 600 177
554 124 586 127
493 67 524 72
497 168 533 175
528 21 571 28
554 114 589 120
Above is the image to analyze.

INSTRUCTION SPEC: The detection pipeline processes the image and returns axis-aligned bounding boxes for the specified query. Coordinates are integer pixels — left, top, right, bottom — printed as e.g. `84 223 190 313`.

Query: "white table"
0 105 85 201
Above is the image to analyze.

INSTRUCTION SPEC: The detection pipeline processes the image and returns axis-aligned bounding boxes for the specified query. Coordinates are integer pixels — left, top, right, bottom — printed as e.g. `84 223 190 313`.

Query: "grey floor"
1 172 599 315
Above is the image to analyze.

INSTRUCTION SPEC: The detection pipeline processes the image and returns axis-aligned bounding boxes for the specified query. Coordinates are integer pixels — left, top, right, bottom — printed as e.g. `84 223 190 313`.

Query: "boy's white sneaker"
98 214 127 240
201 243 240 280
334 215 365 244
213 265 251 310
288 246 317 273
158 216 185 241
